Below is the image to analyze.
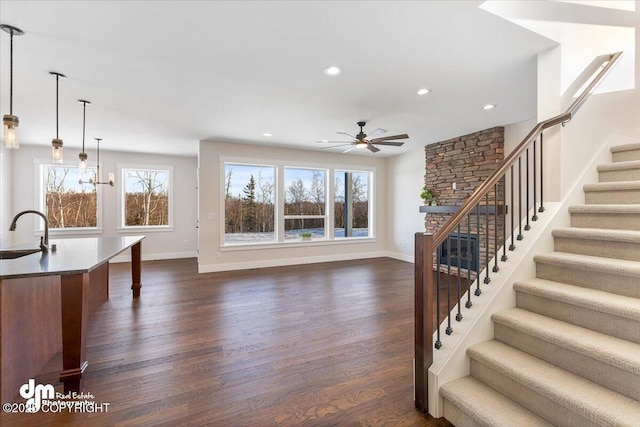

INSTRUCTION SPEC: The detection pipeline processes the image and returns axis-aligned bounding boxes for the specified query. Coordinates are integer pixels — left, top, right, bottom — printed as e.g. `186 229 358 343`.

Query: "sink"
0 248 42 260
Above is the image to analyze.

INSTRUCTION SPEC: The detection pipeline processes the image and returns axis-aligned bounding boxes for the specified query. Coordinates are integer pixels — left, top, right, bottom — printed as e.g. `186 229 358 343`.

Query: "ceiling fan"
317 121 408 153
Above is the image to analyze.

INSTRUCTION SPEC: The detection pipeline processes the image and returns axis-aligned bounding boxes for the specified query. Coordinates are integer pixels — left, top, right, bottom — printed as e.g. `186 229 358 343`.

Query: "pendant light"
88 138 114 187
1 24 24 149
78 99 90 172
49 71 66 163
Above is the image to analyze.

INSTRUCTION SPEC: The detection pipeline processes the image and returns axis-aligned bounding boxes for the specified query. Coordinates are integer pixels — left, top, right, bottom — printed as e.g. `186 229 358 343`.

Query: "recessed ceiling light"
417 88 431 95
262 133 272 137
482 104 497 110
323 65 342 76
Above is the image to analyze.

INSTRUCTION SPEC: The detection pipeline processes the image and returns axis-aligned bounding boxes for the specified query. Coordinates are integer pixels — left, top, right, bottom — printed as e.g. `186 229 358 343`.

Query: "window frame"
117 164 174 232
283 166 328 241
34 158 103 236
219 156 375 249
333 169 373 240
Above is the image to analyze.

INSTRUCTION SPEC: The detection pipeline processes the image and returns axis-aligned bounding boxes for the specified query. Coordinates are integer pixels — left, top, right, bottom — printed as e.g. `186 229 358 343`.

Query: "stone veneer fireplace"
424 126 505 273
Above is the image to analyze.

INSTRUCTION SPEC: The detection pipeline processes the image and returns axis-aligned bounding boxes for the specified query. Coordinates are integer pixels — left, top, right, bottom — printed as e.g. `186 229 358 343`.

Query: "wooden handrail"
432 51 623 248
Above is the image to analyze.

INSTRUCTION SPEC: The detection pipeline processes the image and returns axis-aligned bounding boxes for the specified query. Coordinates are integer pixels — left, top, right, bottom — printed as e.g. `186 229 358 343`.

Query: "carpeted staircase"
439 143 640 426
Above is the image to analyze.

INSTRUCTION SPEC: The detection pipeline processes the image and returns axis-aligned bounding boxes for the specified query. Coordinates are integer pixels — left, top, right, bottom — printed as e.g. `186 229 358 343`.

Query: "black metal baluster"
456 225 462 321
466 213 472 308
525 148 531 231
532 139 538 221
435 257 442 349
539 132 545 213
475 205 481 296
446 234 453 335
484 193 491 284
517 157 524 240
493 183 499 273
501 174 508 262
509 166 516 251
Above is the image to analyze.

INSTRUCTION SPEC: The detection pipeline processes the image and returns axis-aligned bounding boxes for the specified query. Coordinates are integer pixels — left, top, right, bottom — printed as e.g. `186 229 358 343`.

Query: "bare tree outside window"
123 169 170 226
43 165 97 228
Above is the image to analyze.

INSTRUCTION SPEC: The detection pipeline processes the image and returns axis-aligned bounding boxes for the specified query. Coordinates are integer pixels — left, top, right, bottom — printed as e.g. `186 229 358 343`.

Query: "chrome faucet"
9 210 49 251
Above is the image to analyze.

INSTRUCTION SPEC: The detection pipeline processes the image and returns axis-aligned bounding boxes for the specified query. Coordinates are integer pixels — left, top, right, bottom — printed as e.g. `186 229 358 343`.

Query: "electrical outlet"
216 252 221 259
183 240 188 247
208 213 216 220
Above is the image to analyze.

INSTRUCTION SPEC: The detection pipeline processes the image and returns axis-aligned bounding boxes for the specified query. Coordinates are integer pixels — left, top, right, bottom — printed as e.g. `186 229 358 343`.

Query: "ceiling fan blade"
316 140 353 144
367 143 381 153
371 141 404 147
367 128 387 138
343 146 357 153
337 131 357 139
370 134 409 143
320 144 352 149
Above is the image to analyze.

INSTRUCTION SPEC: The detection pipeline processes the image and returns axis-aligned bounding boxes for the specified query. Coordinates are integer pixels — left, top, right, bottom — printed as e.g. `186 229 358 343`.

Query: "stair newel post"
456 225 463 322
414 232 435 413
501 174 508 262
539 132 545 213
484 193 491 284
532 139 539 221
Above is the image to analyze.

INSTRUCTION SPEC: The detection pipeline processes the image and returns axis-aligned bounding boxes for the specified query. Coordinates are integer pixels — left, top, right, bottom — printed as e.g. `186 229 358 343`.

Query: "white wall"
198 140 388 272
385 147 429 262
8 144 197 261
0 145 13 247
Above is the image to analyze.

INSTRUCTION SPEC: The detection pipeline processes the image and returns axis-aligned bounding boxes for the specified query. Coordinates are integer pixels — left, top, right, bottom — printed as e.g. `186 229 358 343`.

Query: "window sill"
220 237 376 251
41 228 104 237
117 226 174 233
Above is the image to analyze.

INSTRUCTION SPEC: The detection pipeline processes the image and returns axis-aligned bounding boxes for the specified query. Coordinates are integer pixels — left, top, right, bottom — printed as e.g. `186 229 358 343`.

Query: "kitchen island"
0 236 144 402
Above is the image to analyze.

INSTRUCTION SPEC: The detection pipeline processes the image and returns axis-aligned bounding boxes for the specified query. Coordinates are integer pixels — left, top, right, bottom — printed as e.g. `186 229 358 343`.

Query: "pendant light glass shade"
78 100 90 172
3 115 19 149
49 71 65 163
1 24 24 149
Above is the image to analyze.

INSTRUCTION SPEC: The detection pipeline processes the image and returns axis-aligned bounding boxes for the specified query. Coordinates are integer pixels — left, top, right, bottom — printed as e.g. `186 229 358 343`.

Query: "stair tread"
552 227 640 243
514 278 640 321
468 340 640 425
441 376 554 427
584 181 640 191
534 251 640 276
492 308 640 374
569 204 640 214
598 159 640 172
611 143 640 153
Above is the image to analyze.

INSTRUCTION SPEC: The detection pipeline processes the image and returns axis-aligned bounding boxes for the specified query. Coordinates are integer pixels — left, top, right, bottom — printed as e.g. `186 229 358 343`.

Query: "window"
121 167 172 228
284 167 326 240
335 171 370 238
41 164 98 229
224 163 275 244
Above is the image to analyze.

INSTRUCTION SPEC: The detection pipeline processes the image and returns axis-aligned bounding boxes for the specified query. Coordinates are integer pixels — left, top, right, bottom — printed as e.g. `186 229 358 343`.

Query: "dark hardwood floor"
1 257 454 426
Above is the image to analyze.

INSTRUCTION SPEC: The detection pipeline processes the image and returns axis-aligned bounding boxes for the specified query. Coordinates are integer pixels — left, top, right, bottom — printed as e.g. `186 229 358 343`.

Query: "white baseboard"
198 251 390 273
386 251 414 263
110 251 197 263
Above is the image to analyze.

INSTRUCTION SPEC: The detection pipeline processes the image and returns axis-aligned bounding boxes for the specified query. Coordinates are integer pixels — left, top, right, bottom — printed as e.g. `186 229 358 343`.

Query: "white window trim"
117 163 174 232
33 158 104 235
220 156 376 248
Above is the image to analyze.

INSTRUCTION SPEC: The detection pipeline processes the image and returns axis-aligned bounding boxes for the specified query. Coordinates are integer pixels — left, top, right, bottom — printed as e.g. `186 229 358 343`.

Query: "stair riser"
470 360 598 427
554 236 640 262
570 213 640 231
536 262 640 298
585 189 640 204
516 292 640 345
613 149 640 163
443 399 483 427
599 169 640 182
494 324 639 400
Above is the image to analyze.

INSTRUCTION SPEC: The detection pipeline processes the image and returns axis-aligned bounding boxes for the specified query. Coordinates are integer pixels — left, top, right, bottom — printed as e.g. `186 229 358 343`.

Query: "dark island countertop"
0 236 145 280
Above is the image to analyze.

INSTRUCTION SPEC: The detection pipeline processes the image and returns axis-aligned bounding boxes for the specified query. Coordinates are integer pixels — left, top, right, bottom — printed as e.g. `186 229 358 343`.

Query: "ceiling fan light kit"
1 24 24 149
317 121 408 154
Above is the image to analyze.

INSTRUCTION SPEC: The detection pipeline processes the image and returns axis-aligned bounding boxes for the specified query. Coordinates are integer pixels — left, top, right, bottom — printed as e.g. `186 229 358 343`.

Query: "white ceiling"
0 1 557 157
